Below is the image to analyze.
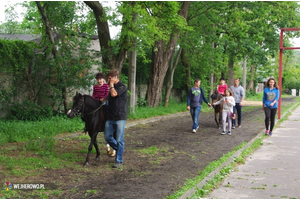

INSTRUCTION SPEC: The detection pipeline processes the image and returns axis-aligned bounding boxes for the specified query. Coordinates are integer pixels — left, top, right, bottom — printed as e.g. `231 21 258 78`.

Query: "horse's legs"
93 134 100 161
84 131 97 166
214 112 219 127
219 111 222 128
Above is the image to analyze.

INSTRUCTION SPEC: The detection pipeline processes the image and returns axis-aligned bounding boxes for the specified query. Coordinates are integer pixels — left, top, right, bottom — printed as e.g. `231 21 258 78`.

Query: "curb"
179 102 300 199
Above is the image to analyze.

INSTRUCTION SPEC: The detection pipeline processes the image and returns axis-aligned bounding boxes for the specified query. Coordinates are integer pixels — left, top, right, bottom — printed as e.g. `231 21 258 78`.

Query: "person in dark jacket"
187 79 211 133
104 69 127 168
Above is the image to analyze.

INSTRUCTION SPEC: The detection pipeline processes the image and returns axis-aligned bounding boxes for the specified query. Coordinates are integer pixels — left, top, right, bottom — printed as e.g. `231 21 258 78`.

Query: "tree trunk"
210 41 215 100
84 1 132 72
242 57 247 90
36 1 69 113
227 55 234 88
128 49 136 113
146 2 190 107
181 48 191 94
247 64 255 91
146 40 166 107
164 47 182 107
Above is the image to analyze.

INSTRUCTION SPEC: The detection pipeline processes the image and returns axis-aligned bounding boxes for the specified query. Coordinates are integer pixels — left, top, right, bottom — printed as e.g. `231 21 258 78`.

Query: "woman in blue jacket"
262 78 280 136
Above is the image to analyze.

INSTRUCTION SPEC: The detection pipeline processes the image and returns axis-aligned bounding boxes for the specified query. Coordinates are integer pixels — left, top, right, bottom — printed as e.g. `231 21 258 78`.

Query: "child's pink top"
218 84 228 95
92 83 109 100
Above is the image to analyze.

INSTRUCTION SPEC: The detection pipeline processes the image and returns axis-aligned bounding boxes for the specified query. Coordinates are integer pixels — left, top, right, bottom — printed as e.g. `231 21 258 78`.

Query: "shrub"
8 100 53 121
136 97 147 107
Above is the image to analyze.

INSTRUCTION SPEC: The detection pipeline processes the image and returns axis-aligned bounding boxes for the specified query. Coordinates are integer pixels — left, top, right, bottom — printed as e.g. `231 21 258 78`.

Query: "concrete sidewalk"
204 105 300 199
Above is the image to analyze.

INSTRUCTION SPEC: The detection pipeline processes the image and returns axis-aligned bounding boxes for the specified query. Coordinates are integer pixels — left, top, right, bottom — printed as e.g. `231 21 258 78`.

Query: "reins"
81 95 107 117
83 103 105 116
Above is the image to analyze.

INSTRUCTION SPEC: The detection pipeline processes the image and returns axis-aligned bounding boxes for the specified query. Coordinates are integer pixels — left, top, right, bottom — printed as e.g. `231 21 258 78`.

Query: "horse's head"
67 92 84 119
211 93 218 104
211 93 223 106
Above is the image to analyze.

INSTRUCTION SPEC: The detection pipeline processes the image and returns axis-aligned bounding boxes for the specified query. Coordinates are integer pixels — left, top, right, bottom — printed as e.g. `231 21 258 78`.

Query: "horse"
211 92 223 128
67 92 107 166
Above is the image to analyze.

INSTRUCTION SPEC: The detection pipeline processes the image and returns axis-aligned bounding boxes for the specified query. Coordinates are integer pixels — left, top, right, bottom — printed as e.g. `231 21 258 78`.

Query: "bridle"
68 95 105 118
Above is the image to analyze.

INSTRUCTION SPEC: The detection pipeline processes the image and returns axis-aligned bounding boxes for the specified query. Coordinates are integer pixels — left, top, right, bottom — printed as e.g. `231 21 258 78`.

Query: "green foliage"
25 137 56 153
0 116 84 145
284 77 300 92
0 38 35 72
127 102 186 120
0 2 100 115
1 1 300 109
136 97 147 107
246 91 263 101
8 100 53 121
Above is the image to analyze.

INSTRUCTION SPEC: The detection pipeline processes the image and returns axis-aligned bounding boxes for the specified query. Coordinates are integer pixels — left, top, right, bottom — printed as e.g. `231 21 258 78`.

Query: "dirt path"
1 98 296 199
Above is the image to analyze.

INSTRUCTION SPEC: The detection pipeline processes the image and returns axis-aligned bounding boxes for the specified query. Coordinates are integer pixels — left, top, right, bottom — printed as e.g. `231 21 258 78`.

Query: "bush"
136 97 147 107
8 100 53 121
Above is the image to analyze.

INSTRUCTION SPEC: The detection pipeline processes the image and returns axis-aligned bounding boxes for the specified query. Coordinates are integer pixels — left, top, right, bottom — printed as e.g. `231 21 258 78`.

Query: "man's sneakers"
192 126 199 133
233 124 241 129
113 162 123 168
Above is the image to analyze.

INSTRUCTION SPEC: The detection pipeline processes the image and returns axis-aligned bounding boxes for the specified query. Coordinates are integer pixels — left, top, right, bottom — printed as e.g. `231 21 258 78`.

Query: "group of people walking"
89 70 279 169
187 77 279 137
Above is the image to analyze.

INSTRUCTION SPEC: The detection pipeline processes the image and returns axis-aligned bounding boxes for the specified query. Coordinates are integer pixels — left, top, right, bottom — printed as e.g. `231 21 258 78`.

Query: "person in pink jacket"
217 77 228 96
92 73 109 103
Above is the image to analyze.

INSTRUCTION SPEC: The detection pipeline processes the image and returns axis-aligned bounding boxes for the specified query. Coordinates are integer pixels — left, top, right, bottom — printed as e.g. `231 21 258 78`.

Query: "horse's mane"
211 93 222 100
84 95 101 108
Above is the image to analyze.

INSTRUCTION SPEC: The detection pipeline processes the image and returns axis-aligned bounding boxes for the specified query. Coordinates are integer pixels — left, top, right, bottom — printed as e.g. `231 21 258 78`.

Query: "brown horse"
67 92 107 166
211 92 223 128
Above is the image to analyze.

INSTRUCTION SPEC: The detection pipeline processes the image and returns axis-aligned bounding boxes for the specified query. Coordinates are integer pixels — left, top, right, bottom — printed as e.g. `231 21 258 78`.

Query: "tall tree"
84 1 138 72
146 1 190 107
164 47 182 106
34 1 97 113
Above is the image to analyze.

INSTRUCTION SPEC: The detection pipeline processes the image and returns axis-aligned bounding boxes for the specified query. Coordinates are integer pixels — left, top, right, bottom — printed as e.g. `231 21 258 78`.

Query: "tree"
34 1 97 113
146 1 190 107
164 47 182 106
84 1 138 72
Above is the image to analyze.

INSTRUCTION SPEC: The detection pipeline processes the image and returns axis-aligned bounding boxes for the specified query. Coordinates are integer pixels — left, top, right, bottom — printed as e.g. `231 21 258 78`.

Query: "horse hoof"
95 157 100 161
84 162 89 167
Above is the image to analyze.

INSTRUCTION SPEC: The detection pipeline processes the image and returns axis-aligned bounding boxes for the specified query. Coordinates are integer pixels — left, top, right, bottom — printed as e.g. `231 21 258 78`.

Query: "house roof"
0 34 41 42
0 32 98 42
0 32 99 53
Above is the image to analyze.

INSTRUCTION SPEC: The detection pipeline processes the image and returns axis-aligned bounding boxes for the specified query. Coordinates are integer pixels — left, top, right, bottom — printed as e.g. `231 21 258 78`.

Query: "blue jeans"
232 103 242 126
190 106 201 129
104 120 126 163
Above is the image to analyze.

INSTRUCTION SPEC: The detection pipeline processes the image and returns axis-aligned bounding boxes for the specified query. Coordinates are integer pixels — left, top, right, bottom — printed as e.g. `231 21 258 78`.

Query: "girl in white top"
212 88 235 135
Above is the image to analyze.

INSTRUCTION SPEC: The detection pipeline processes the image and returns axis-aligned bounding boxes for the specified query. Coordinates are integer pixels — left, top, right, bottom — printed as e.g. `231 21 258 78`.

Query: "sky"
1 1 300 47
0 1 121 38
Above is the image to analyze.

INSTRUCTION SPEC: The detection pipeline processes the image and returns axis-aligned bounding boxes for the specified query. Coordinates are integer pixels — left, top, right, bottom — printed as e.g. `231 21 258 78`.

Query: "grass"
167 95 300 199
1 95 299 199
0 115 84 145
166 142 247 199
127 102 187 120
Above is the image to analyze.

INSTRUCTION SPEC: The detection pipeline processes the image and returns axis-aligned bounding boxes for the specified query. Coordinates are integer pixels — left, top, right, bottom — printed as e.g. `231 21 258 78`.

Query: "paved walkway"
181 103 300 199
